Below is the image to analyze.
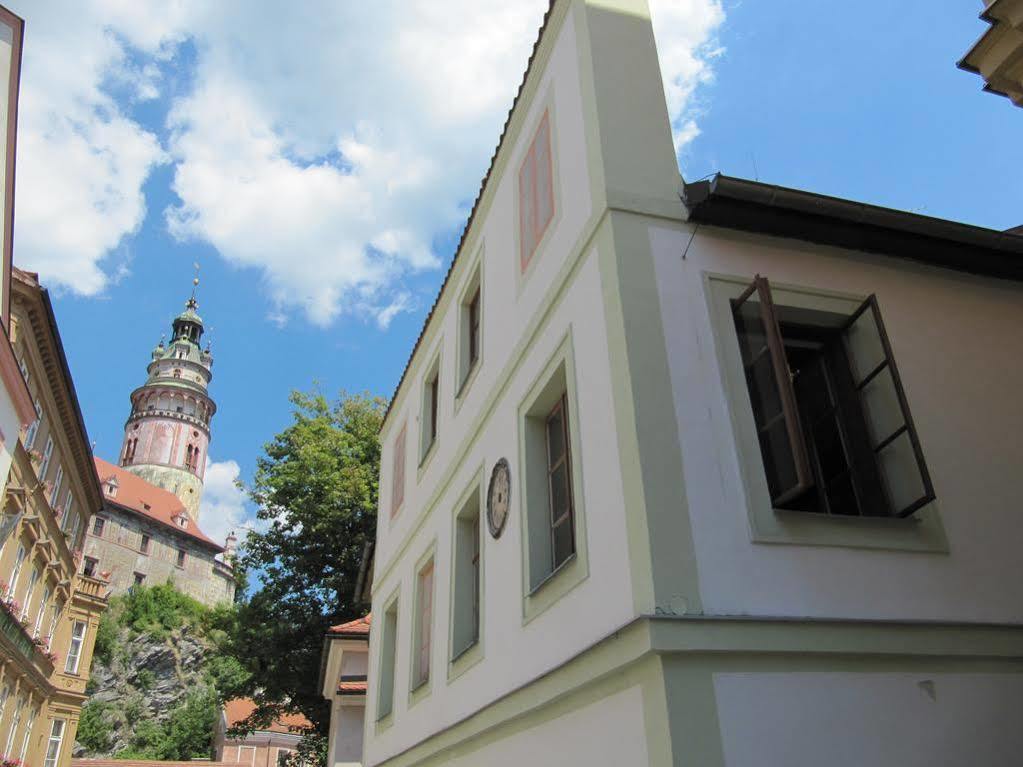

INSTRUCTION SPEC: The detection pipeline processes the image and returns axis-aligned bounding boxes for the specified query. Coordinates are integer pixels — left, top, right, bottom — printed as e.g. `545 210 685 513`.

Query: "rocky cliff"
74 583 241 760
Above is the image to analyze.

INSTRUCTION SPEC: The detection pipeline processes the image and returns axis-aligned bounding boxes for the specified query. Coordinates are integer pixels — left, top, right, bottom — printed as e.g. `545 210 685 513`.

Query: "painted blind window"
391 423 406 517
731 276 935 517
43 719 65 767
9 543 25 598
65 619 86 674
518 111 554 272
24 399 41 449
20 566 39 620
39 436 54 479
49 464 63 506
17 356 27 384
18 704 35 762
60 490 73 529
4 694 21 755
414 560 433 688
34 584 50 638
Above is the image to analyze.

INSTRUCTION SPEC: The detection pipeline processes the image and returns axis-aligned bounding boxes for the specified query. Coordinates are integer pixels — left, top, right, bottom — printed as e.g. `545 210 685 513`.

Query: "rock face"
74 623 214 757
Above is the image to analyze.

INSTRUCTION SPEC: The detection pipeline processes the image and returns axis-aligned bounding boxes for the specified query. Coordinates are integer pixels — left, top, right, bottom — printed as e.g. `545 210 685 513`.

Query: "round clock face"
487 458 511 539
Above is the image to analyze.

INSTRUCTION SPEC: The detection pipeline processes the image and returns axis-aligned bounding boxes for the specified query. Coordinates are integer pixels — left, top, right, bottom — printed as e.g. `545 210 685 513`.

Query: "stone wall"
82 505 234 607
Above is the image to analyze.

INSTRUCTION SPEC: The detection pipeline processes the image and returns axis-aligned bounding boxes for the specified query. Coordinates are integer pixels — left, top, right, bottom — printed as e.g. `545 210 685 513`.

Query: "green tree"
219 390 383 731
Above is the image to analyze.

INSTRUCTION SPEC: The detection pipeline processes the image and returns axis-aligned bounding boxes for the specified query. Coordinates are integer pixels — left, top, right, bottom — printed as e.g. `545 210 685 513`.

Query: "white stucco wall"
366 8 638 764
332 702 366 766
651 221 1023 623
443 685 648 767
714 671 1023 767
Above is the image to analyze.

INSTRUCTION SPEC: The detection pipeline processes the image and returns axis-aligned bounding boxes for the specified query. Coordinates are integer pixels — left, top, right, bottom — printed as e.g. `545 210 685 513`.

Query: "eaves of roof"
681 174 1023 282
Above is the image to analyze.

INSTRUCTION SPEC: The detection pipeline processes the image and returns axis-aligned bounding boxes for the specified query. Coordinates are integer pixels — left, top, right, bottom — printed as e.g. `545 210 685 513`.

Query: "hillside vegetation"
76 583 248 761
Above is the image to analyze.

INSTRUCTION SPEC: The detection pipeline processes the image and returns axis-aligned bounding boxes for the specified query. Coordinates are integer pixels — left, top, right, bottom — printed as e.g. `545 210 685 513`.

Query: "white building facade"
365 1 1023 766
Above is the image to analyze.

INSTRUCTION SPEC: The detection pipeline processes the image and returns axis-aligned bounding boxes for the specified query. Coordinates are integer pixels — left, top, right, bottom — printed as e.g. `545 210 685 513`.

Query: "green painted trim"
516 330 590 625
703 271 950 553
371 616 654 767
447 466 486 683
372 204 607 592
368 611 1023 767
647 614 1023 659
659 656 727 767
594 216 655 615
453 249 485 417
416 345 443 479
378 0 574 443
373 585 401 731
604 209 703 615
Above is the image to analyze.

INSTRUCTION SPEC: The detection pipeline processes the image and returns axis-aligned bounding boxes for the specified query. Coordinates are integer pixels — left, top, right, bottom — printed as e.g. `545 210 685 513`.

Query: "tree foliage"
218 390 384 731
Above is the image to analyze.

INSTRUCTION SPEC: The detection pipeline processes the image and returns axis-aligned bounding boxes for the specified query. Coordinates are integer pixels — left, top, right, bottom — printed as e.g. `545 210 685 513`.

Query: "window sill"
408 676 431 708
454 362 481 414
527 552 577 598
522 550 588 626
374 711 393 734
753 503 949 553
448 637 483 682
417 439 438 477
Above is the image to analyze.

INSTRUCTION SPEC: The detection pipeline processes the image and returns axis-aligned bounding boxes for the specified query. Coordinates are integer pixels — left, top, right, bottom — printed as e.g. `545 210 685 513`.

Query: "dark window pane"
552 518 574 568
546 407 565 463
549 463 570 521
759 420 798 500
813 417 847 482
825 471 859 516
745 351 783 426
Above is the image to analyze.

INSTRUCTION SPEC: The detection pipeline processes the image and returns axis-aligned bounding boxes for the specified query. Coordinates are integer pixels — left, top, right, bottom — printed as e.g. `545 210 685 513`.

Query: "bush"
119 687 218 760
120 582 206 639
77 701 114 753
92 609 119 666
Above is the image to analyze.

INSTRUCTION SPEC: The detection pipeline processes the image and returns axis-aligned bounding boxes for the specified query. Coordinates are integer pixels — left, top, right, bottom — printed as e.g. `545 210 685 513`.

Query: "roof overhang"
681 175 1023 282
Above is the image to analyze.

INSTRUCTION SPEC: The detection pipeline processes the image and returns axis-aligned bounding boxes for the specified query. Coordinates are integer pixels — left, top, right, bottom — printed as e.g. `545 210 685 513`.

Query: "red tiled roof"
94 457 223 551
338 680 367 695
224 697 312 734
73 762 243 767
328 613 371 637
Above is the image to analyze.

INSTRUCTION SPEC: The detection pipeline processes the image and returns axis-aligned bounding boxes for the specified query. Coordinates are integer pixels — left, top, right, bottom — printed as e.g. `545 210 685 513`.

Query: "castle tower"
119 278 216 520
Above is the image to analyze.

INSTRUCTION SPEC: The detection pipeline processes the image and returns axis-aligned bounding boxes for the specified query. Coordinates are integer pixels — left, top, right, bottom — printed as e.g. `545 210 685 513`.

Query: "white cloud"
198 457 255 549
6 0 178 294
6 0 724 320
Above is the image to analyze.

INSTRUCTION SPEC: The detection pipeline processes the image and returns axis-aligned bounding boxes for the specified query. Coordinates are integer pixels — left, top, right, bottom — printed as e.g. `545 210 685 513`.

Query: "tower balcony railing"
128 408 210 431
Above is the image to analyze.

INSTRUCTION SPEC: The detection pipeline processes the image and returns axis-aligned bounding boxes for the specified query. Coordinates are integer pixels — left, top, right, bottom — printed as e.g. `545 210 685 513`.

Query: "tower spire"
118 274 217 520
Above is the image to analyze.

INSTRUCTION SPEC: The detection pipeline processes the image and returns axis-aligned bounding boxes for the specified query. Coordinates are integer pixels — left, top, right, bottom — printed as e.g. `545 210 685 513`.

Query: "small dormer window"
142 502 152 511
174 515 188 529
104 479 118 498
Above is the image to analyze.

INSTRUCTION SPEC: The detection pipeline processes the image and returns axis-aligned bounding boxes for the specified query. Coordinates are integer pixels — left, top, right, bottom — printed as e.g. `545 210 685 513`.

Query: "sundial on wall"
487 458 511 539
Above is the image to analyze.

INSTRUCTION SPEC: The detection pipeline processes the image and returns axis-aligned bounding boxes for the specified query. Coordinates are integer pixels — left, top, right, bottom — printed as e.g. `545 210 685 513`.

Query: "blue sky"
6 1 1017 544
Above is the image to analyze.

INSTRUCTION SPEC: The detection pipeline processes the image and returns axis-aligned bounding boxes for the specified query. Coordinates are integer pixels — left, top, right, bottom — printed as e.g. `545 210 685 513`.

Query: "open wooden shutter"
731 276 813 505
840 295 934 517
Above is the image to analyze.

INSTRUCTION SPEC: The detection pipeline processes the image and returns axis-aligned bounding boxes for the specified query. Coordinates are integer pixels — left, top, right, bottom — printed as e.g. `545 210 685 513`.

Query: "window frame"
449 470 485 680
92 517 105 537
409 546 436 704
65 619 87 674
455 253 484 409
374 588 400 727
140 533 151 554
517 332 589 624
417 347 443 476
704 272 948 552
43 718 66 767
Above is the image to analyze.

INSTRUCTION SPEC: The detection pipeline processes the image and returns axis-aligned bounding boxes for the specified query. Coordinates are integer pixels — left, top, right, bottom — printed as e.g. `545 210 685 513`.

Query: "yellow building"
0 268 108 767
